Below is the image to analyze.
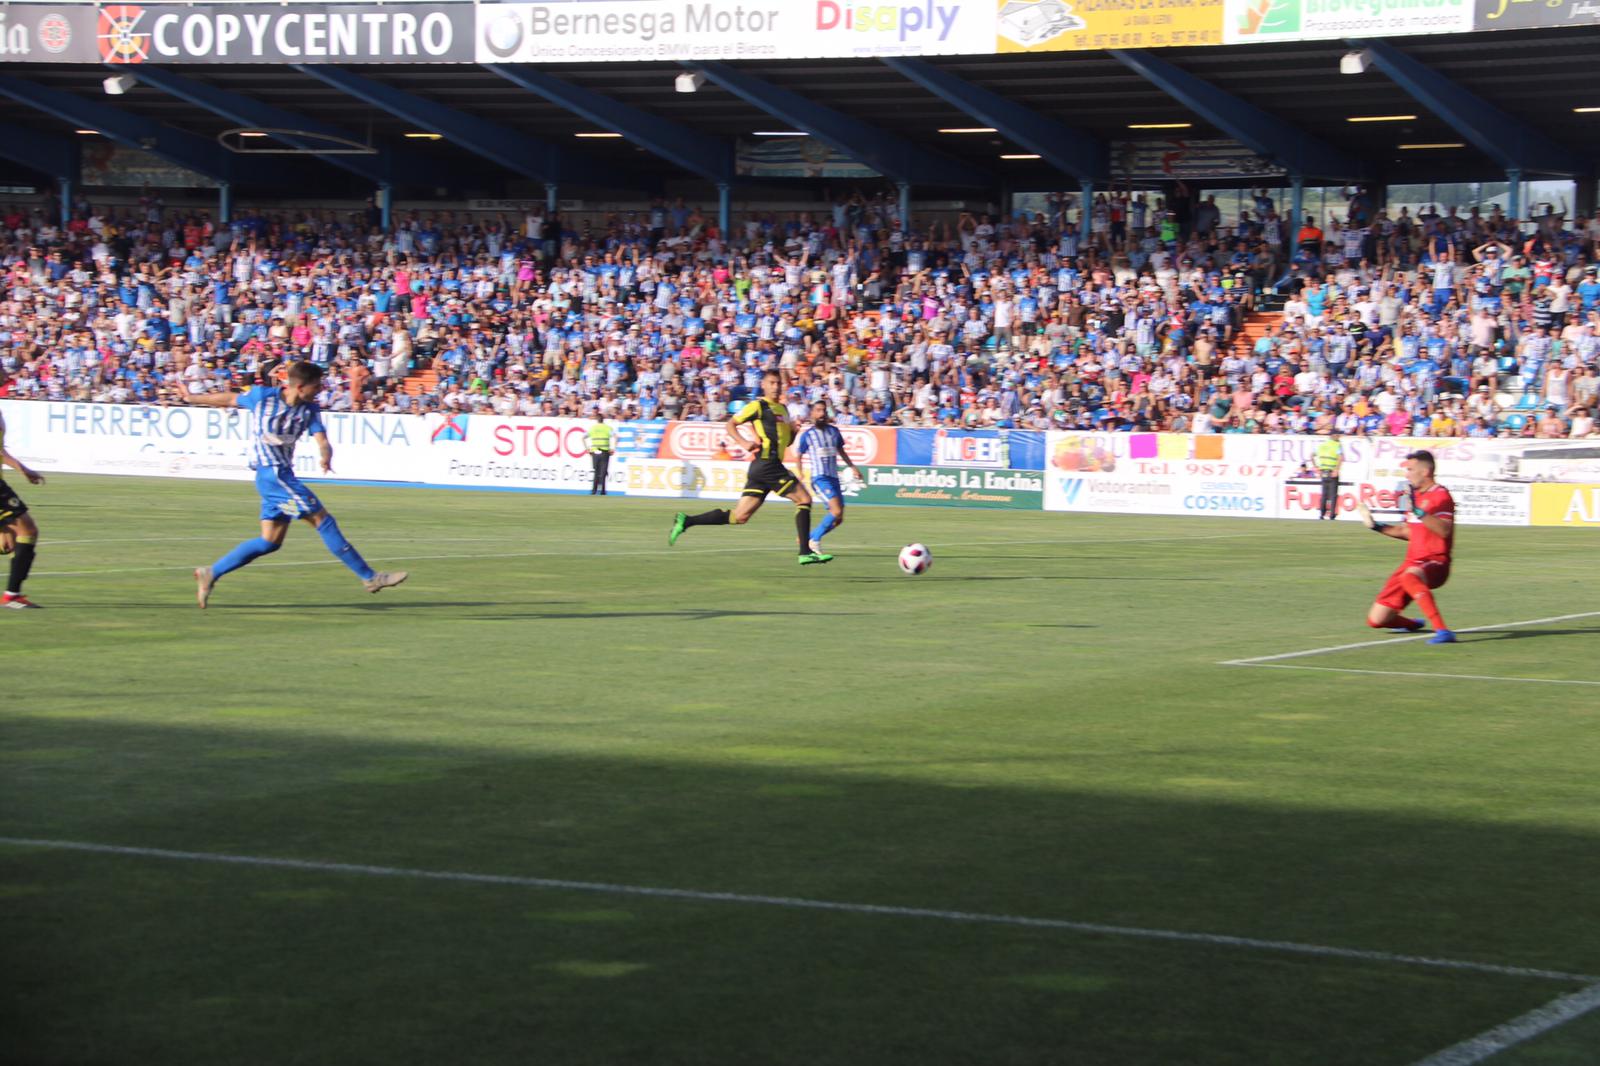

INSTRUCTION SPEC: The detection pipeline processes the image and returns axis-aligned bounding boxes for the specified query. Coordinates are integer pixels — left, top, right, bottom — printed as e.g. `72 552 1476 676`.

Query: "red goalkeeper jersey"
1404 483 1455 565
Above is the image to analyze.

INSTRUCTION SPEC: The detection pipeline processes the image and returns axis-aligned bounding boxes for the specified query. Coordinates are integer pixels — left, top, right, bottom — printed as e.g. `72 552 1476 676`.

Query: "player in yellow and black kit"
0 377 47 608
668 370 826 564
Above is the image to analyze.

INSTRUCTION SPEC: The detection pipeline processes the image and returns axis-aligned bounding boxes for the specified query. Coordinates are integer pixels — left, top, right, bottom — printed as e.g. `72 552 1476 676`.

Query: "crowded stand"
2 189 1597 439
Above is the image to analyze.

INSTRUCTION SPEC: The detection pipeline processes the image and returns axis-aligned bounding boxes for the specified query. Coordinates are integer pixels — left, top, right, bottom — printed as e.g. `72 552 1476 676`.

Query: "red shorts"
1376 560 1450 611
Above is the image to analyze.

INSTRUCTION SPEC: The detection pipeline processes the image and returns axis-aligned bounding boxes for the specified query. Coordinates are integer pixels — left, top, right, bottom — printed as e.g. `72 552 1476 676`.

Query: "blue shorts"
255 466 323 521
811 475 842 503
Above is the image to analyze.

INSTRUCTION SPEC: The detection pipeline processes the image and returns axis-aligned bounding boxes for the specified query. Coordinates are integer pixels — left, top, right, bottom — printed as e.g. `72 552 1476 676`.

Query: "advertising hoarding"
92 3 474 64
844 465 1044 508
1223 0 1474 43
1474 0 1600 29
476 0 996 63
996 0 1225 52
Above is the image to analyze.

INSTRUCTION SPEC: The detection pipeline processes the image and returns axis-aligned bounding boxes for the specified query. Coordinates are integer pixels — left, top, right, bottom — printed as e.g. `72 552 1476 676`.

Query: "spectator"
0 189 1595 439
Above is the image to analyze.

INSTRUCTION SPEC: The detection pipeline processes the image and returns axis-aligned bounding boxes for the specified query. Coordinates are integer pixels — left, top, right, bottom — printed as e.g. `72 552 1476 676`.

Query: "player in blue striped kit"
794 402 867 564
177 361 407 608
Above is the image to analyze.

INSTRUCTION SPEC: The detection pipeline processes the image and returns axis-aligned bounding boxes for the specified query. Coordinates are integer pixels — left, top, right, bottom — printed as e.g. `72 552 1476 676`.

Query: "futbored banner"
476 1 995 62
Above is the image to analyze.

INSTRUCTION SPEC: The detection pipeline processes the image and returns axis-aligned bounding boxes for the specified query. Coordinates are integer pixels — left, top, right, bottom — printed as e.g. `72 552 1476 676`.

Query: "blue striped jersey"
236 385 324 470
796 423 845 480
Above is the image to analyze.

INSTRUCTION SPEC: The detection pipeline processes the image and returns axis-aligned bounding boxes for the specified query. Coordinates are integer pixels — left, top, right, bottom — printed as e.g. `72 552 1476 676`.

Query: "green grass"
3 474 1598 1066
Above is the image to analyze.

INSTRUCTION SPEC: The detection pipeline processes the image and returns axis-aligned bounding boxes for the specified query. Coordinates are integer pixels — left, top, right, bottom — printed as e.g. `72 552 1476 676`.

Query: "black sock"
8 541 36 594
684 509 730 528
795 507 812 552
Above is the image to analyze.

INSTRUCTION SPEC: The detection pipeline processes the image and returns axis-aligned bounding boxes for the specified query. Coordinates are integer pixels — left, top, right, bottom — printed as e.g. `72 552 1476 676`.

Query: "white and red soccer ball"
897 543 932 576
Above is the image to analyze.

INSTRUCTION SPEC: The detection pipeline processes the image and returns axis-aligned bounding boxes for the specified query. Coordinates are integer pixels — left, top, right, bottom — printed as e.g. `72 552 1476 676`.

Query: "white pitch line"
1408 982 1600 1066
36 532 1269 579
1231 664 1600 687
1220 611 1600 666
0 837 1592 985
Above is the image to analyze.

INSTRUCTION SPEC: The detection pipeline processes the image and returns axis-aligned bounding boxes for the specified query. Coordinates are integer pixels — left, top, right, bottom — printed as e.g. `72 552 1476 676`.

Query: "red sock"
1398 573 1447 630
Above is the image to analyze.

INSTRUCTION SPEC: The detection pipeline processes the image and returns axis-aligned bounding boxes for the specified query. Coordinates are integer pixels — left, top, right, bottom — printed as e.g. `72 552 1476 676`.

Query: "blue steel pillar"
1290 175 1305 239
377 182 393 231
717 182 731 242
57 176 72 227
1079 179 1093 231
218 181 232 224
545 182 558 214
897 181 911 233
1506 169 1523 230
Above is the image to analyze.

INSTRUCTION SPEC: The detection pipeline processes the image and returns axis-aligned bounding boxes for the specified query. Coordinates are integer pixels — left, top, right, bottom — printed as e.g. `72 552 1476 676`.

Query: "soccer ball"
898 543 932 575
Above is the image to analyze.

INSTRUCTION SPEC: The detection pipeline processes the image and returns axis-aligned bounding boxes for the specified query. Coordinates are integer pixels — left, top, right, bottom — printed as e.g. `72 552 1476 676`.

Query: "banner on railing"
6 401 1588 526
843 465 1044 509
1040 432 1595 526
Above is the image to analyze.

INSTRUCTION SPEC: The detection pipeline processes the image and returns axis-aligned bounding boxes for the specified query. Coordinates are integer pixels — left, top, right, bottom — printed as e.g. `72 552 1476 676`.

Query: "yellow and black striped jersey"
731 399 794 461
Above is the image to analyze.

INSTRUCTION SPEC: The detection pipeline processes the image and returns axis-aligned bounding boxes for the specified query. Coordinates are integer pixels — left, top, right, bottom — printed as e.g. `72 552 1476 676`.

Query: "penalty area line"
1407 982 1600 1066
1219 611 1600 666
0 837 1593 986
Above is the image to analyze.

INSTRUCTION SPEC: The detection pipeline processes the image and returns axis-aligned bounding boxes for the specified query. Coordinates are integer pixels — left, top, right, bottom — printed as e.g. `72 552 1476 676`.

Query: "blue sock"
814 511 836 543
315 515 375 580
211 537 278 580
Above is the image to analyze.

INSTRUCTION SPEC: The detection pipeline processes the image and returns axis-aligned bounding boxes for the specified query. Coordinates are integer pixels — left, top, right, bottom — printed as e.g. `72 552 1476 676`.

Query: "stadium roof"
2 26 1597 198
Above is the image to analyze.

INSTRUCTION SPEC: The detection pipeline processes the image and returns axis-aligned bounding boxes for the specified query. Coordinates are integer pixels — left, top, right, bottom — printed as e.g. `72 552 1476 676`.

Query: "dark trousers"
1319 472 1340 519
591 451 611 494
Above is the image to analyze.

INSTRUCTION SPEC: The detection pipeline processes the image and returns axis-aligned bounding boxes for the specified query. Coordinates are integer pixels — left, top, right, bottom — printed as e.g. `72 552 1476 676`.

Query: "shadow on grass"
2 716 1598 1066
1464 627 1600 643
846 574 1212 584
39 600 580 612
460 609 872 622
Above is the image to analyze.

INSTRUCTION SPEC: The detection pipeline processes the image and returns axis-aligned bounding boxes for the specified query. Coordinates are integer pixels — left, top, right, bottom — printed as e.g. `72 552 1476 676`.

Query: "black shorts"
743 459 799 499
0 478 26 525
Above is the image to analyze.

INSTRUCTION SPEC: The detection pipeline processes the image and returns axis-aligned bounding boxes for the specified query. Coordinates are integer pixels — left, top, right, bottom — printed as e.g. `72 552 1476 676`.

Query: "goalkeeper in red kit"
1356 450 1458 645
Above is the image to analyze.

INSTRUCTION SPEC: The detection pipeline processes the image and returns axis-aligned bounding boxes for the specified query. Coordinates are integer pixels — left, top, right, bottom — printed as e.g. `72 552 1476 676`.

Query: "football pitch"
3 474 1597 1066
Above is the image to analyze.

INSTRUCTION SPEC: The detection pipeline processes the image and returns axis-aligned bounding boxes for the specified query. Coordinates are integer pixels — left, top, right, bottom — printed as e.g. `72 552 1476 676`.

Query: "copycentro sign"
97 3 473 63
476 0 991 62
